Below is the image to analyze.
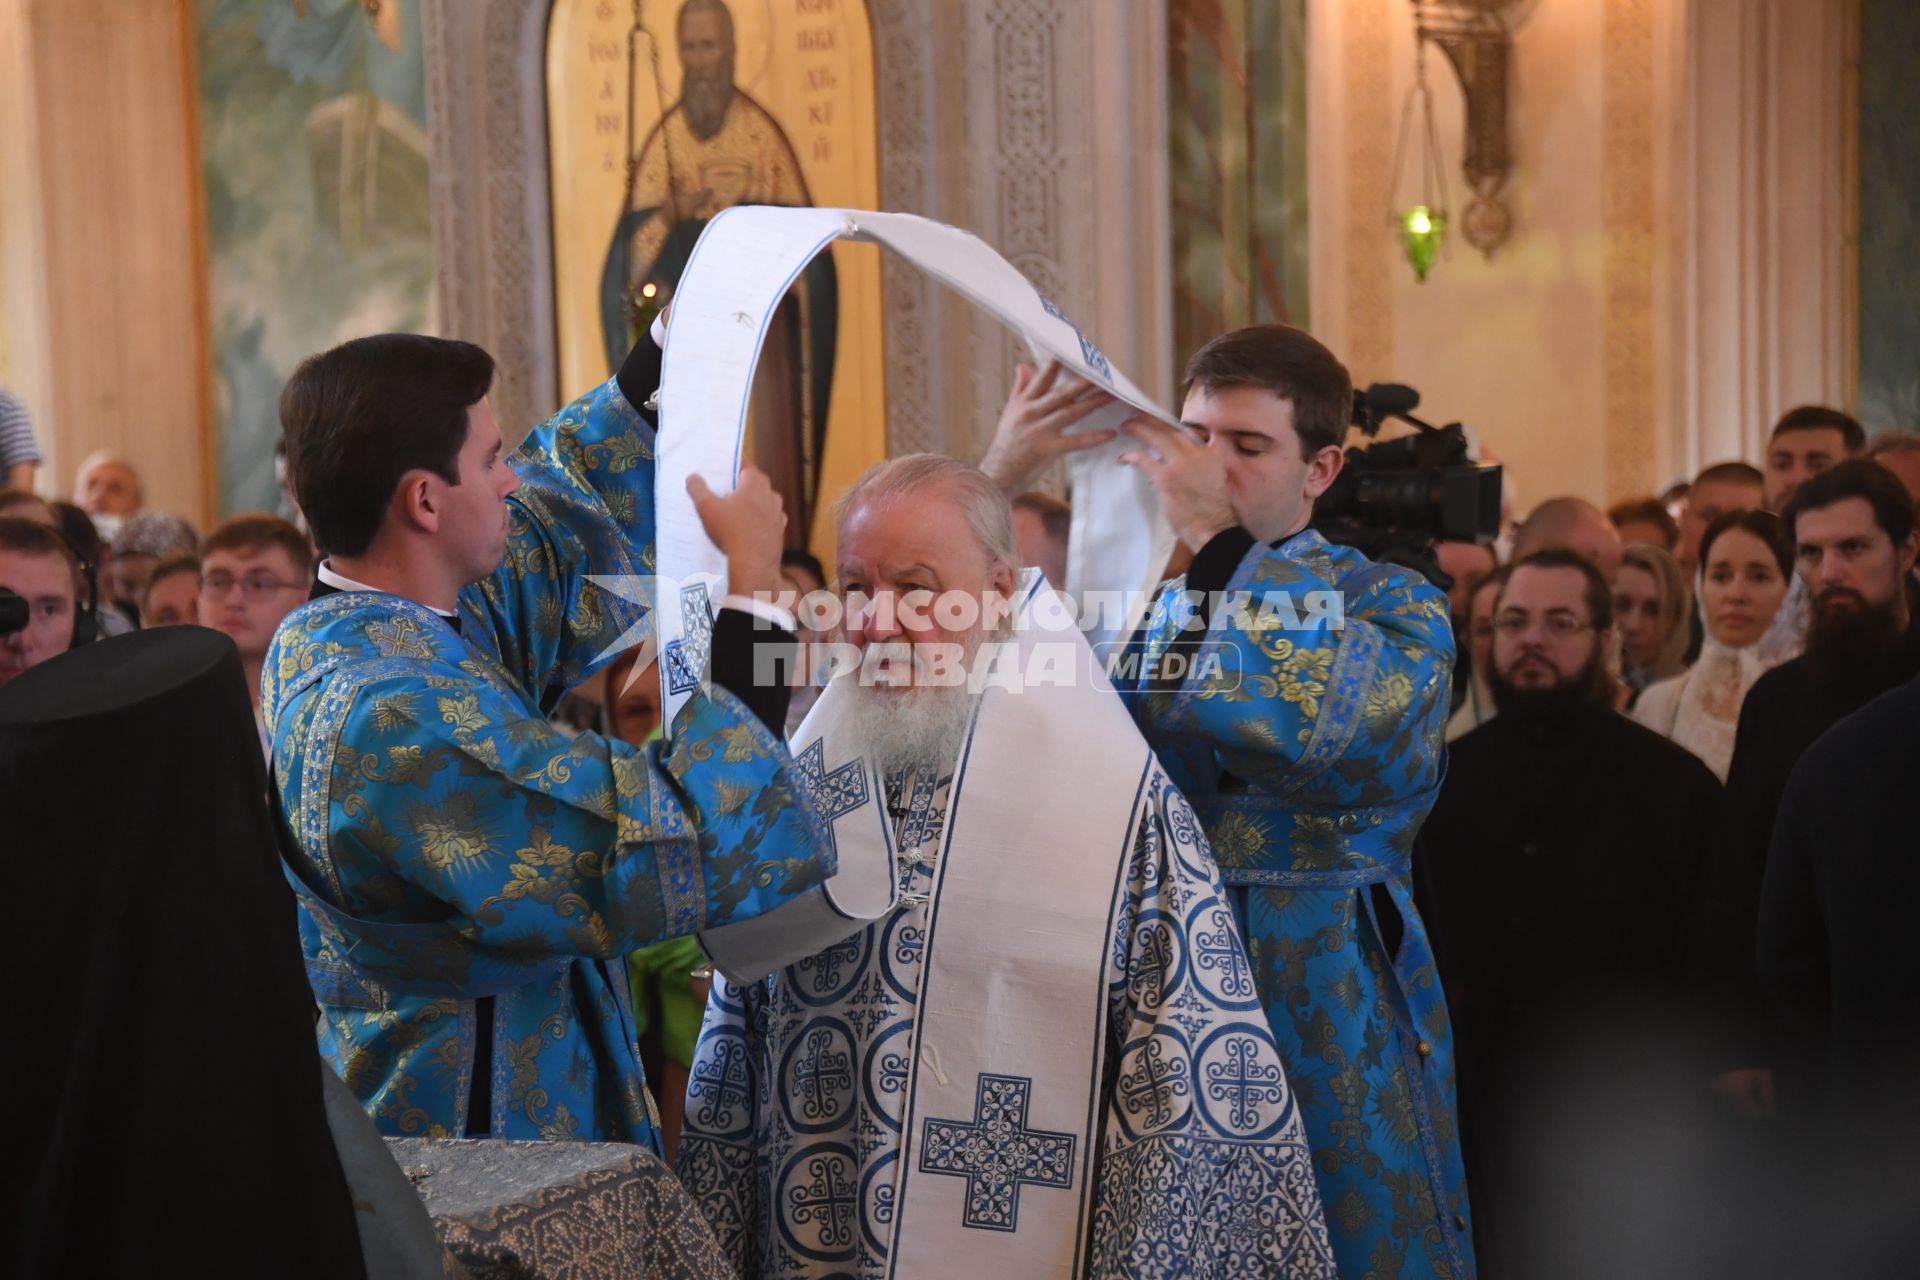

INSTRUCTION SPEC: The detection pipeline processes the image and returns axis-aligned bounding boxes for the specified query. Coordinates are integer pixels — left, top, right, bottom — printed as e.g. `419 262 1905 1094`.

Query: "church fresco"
195 0 436 518
1859 0 1920 433
547 0 887 554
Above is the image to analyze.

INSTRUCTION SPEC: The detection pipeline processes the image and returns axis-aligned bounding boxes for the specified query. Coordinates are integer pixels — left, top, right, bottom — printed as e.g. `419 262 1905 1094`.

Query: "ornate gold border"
1602 0 1656 501
1342 0 1395 384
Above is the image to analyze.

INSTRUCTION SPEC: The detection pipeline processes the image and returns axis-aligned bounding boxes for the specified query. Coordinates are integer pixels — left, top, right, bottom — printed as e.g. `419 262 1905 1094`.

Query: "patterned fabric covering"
678 769 1336 1278
1116 529 1476 1279
265 374 832 1145
387 1138 734 1280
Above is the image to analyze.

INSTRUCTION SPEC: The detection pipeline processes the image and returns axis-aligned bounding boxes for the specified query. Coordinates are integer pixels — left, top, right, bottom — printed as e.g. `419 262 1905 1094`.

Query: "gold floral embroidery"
406 793 492 869
1365 671 1414 722
1250 637 1334 717
717 723 762 763
370 692 419 732
517 828 578 868
436 692 488 737
710 778 753 817
1206 809 1272 868
386 743 448 787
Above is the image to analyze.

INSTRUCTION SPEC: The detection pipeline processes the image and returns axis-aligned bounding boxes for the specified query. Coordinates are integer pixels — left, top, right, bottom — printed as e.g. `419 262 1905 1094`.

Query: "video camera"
1312 383 1503 579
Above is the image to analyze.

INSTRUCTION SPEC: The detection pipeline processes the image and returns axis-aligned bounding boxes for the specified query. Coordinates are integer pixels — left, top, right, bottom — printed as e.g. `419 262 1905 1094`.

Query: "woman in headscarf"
1631 510 1794 780
1614 543 1693 698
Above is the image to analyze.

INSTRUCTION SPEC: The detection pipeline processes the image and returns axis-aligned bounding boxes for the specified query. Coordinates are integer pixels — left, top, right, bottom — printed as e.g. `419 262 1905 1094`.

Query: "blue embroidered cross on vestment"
919 1073 1076 1231
792 738 871 858
664 581 714 695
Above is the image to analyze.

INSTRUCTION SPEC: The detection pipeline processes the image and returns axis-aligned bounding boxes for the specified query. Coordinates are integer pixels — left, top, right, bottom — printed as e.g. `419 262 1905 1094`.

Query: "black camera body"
1312 383 1503 584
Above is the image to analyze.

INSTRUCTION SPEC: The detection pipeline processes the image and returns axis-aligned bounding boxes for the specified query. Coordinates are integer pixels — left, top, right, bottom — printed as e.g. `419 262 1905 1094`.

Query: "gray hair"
110 511 199 559
832 454 1017 568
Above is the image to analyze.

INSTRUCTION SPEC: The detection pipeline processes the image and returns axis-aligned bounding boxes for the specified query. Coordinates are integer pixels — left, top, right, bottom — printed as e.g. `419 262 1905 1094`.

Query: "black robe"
1754 674 1920 1271
0 628 366 1276
1760 673 1920 1131
1417 700 1722 1279
1699 622 1920 1075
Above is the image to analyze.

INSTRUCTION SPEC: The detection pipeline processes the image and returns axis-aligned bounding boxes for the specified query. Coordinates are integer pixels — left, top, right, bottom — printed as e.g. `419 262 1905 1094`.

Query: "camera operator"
0 516 86 686
982 322 1474 1280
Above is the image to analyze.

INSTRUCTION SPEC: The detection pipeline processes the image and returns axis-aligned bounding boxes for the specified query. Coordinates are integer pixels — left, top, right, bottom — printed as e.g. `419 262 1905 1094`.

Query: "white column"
1677 0 1855 474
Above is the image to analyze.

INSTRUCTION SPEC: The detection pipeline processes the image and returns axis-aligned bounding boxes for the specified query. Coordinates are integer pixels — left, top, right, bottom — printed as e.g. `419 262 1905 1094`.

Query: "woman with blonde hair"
1613 543 1692 696
1631 510 1793 780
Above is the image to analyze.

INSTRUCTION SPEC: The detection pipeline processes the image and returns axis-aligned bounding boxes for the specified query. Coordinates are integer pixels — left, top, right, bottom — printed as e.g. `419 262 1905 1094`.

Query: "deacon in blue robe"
1114 527 1473 1279
265 342 832 1148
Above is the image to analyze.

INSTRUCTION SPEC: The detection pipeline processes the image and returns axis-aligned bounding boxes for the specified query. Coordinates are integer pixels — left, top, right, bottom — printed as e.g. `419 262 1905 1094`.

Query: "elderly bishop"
676 456 1335 1279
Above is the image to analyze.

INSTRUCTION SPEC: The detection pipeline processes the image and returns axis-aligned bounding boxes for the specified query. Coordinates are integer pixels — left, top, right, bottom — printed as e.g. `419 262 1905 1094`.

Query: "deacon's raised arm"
465 325 796 733
1110 411 1455 786
267 331 824 1144
1078 326 1474 1280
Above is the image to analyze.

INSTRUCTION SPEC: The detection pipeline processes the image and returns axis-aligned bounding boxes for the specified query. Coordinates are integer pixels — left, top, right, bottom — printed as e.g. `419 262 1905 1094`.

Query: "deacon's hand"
979 359 1120 495
1118 415 1240 552
688 466 786 600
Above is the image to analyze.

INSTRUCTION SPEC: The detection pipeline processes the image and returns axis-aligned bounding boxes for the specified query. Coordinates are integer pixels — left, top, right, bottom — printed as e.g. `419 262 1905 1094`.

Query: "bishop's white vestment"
676 577 1335 1278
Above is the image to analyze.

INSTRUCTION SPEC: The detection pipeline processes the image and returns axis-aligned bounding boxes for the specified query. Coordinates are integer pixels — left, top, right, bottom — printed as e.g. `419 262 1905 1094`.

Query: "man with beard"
603 0 834 542
676 455 1336 1279
1701 458 1920 1119
1417 550 1722 1279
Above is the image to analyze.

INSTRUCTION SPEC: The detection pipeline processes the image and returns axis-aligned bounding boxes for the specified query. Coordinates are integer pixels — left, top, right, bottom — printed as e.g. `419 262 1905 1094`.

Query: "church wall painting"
195 0 437 518
1858 0 1920 434
1168 0 1309 380
547 0 887 556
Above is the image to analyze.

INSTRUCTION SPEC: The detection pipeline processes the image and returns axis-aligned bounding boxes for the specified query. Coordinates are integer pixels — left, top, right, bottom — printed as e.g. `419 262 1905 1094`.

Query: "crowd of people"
5 330 1917 1277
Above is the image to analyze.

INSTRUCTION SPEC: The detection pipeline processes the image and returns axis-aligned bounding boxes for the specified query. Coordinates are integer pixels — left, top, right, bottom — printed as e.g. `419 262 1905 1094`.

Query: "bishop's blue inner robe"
1114 528 1476 1279
264 374 832 1148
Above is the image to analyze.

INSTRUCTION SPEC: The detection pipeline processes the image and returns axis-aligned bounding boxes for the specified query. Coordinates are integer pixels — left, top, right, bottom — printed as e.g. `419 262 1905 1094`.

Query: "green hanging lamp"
1388 10 1452 282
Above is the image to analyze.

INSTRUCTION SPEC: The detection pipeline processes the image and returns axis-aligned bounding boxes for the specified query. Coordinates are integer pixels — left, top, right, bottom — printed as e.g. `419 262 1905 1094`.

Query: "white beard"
837 641 982 776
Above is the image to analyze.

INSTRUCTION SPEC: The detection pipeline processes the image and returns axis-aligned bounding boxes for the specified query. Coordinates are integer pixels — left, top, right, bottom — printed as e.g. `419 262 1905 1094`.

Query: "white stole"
652 205 1177 742
759 572 1150 1275
877 574 1151 1276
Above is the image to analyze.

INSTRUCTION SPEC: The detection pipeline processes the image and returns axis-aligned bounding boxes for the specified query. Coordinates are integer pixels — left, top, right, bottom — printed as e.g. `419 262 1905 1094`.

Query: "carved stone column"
422 0 560 446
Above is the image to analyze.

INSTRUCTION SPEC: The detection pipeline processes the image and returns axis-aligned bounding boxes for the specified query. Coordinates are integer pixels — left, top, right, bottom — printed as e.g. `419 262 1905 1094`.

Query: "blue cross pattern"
1118 1036 1190 1129
1203 1034 1286 1131
918 1073 1077 1232
792 1027 854 1121
1195 909 1256 1001
799 935 863 990
688 1035 750 1129
792 739 870 857
664 582 714 696
1127 921 1176 1006
786 1152 858 1251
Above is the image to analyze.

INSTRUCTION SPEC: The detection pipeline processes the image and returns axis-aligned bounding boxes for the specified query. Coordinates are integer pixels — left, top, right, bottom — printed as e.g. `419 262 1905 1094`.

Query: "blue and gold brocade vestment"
1115 528 1476 1278
263 375 832 1148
